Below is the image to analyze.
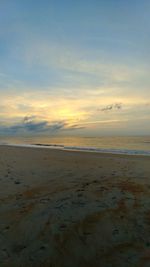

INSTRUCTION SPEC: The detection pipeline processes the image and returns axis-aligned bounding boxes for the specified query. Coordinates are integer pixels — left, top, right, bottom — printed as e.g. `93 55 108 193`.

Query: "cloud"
18 40 150 91
65 124 85 130
0 116 85 135
23 115 36 123
100 103 122 112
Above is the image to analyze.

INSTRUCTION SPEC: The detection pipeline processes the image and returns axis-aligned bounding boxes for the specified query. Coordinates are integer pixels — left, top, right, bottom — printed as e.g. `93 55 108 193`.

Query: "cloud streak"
20 41 150 89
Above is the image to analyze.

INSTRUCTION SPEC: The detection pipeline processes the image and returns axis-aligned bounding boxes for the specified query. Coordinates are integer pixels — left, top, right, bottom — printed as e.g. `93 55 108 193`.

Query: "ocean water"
0 135 150 156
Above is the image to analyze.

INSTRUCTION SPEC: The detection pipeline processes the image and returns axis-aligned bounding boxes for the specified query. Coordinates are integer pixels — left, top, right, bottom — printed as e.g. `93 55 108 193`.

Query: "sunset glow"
0 1 149 136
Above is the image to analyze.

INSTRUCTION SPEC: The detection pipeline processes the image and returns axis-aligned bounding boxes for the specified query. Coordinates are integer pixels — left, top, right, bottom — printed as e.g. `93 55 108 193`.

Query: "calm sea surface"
0 136 150 155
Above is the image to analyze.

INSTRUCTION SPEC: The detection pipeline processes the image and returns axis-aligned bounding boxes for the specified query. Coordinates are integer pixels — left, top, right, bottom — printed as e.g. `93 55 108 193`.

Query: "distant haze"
0 0 150 136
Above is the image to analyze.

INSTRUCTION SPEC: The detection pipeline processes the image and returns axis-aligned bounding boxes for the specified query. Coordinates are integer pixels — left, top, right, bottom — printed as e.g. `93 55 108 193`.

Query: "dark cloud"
115 103 122 109
23 115 36 123
0 116 85 135
100 103 122 112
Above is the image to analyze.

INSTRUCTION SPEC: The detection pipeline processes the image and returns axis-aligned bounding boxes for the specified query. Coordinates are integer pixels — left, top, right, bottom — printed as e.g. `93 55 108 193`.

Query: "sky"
0 0 150 136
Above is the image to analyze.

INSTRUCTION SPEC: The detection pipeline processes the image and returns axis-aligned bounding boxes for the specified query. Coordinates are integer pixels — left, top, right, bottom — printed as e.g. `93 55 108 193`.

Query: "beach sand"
0 145 150 267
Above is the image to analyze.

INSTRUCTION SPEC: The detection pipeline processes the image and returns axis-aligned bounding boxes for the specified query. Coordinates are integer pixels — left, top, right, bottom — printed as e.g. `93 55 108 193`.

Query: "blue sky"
0 0 150 136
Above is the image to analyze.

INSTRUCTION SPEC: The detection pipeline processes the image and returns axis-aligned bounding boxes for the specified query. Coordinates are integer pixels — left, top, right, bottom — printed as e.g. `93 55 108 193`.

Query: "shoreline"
1 143 150 157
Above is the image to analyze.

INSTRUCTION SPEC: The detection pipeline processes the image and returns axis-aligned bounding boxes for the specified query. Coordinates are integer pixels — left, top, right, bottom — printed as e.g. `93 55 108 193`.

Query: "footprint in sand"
14 180 21 185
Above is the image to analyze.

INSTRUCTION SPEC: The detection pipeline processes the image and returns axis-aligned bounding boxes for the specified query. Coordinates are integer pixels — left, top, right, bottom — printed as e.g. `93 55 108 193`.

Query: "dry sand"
0 145 150 267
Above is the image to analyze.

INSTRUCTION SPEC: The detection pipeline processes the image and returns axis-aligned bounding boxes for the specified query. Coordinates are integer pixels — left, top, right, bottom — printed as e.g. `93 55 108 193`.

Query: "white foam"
64 146 150 156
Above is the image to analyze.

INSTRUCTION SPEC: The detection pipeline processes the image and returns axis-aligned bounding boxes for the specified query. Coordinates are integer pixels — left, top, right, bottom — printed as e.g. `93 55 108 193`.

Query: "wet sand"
0 145 150 267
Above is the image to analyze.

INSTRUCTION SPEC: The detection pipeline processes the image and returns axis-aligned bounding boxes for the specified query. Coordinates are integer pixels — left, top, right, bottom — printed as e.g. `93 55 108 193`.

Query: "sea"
0 135 150 156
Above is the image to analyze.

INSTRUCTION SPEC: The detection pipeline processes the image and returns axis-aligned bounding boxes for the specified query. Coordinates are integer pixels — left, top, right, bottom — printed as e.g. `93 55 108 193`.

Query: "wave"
64 146 150 156
1 142 150 156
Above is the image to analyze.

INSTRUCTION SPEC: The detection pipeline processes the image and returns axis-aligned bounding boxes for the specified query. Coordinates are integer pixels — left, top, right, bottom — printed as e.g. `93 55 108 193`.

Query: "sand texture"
0 145 150 267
